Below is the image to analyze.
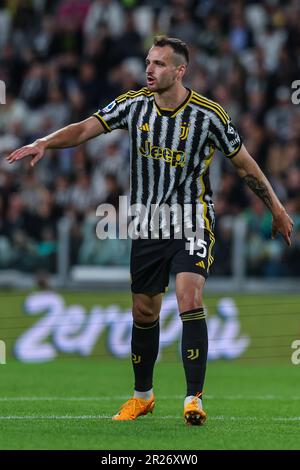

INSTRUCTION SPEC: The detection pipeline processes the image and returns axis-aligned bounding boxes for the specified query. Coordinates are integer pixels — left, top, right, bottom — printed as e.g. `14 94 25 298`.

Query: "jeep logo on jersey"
139 140 186 168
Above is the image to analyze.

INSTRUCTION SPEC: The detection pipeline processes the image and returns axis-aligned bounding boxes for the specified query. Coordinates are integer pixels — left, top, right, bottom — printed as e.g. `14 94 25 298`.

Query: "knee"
132 299 158 324
177 287 203 313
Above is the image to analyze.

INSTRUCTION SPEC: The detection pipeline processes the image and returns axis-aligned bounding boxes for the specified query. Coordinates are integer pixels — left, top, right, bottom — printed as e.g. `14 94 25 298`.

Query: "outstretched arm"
231 144 293 246
6 116 105 167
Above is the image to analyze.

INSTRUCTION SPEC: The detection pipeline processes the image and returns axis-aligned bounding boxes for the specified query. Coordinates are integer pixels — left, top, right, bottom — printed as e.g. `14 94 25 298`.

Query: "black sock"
180 308 208 397
131 319 159 392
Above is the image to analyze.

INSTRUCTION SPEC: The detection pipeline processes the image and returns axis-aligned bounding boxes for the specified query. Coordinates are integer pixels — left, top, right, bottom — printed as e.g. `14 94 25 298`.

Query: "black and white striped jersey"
93 87 242 236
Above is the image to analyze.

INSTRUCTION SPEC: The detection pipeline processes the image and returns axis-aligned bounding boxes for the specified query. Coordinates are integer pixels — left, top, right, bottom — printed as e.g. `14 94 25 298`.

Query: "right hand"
6 140 46 167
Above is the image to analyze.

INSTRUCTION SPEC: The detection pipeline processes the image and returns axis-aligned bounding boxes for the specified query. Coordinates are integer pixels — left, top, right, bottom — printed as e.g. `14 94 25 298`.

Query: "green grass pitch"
0 291 299 450
0 360 299 450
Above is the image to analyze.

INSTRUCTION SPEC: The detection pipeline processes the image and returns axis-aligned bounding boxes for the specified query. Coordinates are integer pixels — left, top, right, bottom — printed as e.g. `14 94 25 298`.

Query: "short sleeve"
208 112 242 158
93 96 130 133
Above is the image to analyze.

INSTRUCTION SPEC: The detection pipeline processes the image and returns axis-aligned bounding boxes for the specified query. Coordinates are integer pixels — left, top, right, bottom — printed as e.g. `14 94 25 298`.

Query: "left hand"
272 208 294 246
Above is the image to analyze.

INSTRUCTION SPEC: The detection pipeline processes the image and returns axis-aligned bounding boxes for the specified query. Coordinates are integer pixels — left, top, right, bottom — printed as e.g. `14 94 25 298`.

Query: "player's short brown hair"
153 36 189 65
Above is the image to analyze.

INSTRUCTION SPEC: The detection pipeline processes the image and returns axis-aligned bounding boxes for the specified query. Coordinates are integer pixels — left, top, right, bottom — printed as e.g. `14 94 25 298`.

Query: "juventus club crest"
180 122 190 140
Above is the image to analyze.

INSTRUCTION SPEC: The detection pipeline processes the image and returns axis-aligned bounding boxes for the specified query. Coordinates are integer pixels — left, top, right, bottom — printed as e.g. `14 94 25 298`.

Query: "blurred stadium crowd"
0 0 299 276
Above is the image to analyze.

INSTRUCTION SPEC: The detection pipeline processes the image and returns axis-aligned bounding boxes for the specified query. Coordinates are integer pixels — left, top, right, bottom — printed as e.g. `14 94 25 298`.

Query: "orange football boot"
184 393 206 426
112 395 155 421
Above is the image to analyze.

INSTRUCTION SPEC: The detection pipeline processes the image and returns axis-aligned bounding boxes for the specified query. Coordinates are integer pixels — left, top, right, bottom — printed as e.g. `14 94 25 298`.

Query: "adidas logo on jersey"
195 260 205 268
139 123 150 132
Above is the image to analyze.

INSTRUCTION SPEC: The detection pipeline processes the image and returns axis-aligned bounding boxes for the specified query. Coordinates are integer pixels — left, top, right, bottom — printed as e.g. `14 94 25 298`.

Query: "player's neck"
154 84 189 110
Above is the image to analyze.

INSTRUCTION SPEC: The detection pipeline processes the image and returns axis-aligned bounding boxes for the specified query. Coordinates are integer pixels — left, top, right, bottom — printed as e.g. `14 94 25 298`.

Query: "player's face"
145 46 184 92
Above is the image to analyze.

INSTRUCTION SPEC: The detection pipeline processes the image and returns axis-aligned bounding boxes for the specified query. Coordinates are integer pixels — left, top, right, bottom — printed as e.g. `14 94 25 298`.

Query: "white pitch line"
0 415 299 422
0 395 300 401
0 396 130 402
0 415 111 420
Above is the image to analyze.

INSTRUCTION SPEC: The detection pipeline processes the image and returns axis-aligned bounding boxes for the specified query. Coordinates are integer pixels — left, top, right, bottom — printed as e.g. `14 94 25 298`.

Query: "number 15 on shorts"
186 238 207 258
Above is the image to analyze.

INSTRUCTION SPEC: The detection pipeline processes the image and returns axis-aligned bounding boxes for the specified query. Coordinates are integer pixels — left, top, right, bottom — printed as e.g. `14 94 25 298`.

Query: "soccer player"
7 37 293 425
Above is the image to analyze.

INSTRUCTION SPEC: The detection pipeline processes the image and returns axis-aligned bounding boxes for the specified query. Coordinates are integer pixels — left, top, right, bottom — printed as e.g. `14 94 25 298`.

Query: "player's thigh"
132 292 163 323
175 272 206 313
130 239 171 296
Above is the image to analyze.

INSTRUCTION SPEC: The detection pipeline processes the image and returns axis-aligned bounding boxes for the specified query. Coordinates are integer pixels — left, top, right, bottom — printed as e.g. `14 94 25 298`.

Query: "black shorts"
130 230 215 294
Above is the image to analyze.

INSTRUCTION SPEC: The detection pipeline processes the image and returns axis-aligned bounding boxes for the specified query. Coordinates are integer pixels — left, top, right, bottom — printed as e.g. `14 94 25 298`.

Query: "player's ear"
176 64 187 80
